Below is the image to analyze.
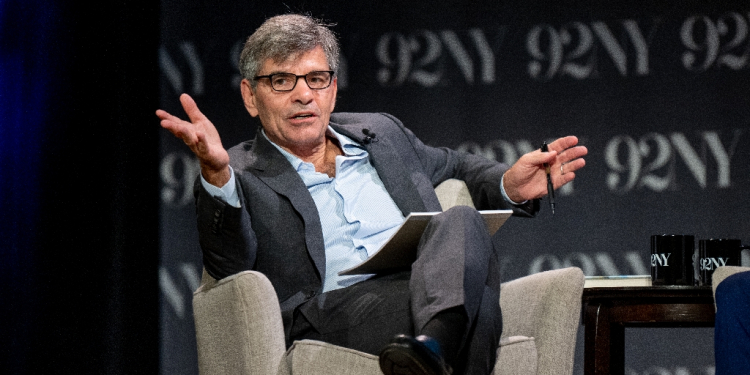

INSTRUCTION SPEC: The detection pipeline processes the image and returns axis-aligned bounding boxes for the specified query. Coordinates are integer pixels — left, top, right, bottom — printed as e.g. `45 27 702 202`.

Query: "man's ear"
240 79 259 117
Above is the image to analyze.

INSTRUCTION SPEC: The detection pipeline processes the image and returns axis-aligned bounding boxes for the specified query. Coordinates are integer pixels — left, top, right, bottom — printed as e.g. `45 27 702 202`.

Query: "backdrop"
158 1 750 374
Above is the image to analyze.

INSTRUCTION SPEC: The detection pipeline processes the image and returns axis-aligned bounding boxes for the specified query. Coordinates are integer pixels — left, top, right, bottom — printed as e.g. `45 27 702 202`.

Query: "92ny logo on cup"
651 253 672 267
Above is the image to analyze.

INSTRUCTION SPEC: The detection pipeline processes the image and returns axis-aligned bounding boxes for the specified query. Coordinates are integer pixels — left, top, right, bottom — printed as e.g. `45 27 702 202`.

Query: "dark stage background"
2 1 159 374
158 1 749 374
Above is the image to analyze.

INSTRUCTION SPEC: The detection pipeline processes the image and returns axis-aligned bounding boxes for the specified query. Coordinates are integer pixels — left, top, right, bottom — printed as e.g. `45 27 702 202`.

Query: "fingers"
525 148 558 166
157 116 205 154
155 94 198 121
180 93 207 124
156 110 183 135
529 137 588 168
155 109 185 128
548 136 587 173
555 153 586 188
556 171 576 188
536 136 587 189
556 145 588 165
558 157 585 176
156 94 206 145
548 135 579 152
155 109 170 121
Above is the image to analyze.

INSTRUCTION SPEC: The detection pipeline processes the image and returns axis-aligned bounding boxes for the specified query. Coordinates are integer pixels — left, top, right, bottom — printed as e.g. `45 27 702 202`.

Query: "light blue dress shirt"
202 127 405 292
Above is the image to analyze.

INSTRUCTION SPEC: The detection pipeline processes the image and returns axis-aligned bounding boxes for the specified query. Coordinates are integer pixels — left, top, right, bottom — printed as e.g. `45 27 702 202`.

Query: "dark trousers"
715 270 750 375
291 206 502 375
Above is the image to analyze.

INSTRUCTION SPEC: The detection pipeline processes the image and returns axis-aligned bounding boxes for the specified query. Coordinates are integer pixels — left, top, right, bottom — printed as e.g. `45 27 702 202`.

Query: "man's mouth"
292 114 314 119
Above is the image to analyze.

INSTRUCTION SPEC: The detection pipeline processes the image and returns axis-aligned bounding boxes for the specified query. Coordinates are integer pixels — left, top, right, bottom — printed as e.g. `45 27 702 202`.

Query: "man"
157 14 587 375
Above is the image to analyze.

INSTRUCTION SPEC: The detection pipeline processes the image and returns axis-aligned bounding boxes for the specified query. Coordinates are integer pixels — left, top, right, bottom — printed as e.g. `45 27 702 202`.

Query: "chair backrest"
435 179 475 210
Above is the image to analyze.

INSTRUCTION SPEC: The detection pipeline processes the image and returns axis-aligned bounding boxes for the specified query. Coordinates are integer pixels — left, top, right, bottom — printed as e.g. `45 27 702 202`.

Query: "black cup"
698 239 749 286
651 234 695 286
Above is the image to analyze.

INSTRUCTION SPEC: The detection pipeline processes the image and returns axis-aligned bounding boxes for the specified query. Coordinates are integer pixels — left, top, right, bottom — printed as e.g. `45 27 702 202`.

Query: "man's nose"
290 77 314 103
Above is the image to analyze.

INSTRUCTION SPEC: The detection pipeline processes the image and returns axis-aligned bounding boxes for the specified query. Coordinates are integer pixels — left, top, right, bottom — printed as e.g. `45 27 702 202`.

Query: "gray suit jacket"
195 112 537 334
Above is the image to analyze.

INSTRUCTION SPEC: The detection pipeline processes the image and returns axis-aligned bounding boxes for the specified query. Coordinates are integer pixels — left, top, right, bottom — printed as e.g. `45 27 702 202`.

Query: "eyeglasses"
253 70 335 92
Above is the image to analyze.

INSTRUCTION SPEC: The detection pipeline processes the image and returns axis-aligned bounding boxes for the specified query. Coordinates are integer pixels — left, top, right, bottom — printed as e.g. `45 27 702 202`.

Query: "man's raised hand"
156 94 231 187
502 135 588 203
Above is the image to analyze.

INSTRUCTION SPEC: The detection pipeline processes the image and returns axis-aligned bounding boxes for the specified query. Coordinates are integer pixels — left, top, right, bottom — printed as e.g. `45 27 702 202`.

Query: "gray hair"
239 14 340 87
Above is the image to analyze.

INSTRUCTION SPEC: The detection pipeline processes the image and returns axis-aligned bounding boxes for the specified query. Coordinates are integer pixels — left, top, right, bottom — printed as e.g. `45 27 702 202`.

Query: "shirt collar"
261 126 367 172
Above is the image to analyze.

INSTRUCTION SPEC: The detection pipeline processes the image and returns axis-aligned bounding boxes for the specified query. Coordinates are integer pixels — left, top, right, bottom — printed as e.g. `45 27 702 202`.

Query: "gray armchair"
192 180 585 375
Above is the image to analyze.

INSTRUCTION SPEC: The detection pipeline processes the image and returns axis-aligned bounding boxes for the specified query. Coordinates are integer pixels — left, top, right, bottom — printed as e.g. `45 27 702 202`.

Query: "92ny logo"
700 257 729 270
651 253 672 267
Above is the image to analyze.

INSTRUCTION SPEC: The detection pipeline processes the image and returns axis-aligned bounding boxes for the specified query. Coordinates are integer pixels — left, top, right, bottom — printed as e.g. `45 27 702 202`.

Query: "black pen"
541 142 555 215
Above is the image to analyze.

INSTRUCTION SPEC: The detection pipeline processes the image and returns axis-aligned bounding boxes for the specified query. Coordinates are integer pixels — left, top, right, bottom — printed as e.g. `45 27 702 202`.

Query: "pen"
541 142 555 215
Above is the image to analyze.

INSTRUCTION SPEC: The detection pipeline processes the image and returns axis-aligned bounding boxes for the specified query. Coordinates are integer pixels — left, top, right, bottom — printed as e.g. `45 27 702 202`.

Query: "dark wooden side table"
582 286 715 375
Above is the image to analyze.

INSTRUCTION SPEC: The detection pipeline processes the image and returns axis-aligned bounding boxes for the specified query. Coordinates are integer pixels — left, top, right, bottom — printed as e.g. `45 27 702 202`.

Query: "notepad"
338 210 512 276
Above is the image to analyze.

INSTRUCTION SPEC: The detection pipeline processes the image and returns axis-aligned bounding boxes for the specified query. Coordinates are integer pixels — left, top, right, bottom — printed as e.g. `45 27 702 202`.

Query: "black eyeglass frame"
253 70 335 92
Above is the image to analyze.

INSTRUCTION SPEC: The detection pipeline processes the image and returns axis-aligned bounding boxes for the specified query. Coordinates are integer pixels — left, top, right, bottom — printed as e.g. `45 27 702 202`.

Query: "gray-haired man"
157 14 587 375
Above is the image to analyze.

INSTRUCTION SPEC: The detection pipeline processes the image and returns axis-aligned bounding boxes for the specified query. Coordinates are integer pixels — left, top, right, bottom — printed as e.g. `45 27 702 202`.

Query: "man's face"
241 46 337 154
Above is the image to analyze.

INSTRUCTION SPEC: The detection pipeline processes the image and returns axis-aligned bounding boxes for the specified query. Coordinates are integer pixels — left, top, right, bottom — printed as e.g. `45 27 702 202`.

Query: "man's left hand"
502 136 587 203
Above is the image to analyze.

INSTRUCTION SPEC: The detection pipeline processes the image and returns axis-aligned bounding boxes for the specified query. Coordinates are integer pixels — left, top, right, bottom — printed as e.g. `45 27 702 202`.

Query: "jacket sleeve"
194 177 258 280
380 113 539 217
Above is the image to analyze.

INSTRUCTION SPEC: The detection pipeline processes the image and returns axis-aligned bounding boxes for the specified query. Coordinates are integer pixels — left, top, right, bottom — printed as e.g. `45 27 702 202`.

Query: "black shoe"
379 334 453 375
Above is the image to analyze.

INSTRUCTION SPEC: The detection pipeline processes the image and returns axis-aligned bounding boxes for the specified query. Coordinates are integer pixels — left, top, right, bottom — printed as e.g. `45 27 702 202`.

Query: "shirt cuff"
200 166 241 208
500 173 528 206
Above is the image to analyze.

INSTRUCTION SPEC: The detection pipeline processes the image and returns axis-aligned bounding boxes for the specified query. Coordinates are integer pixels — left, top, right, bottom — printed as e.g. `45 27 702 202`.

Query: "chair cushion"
277 340 381 375
494 336 538 375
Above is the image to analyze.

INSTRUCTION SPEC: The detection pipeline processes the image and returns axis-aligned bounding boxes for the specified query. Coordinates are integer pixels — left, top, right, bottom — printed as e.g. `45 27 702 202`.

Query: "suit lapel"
247 133 327 280
331 124 427 216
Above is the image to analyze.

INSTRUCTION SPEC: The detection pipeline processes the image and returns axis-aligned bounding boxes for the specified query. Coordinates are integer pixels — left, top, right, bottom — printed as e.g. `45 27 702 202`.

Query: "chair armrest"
435 179 476 210
193 269 286 375
495 336 537 375
499 267 584 375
